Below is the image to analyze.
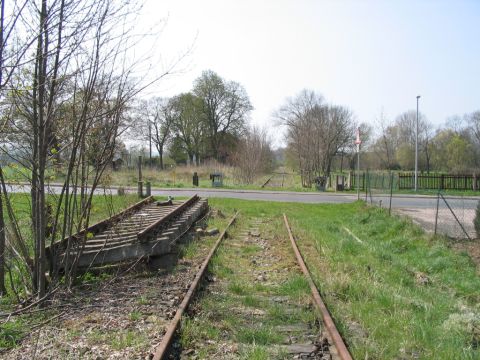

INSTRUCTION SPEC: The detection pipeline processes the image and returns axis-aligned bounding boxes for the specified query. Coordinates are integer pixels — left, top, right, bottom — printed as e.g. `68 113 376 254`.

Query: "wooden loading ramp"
46 195 208 270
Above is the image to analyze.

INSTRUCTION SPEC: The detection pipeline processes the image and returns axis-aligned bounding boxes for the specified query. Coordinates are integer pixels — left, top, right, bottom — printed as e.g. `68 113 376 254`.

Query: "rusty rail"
152 211 239 360
137 195 199 241
283 214 353 360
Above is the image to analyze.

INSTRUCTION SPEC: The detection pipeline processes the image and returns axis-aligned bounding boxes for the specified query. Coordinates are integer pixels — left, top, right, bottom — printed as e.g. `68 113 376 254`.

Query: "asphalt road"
7 183 479 209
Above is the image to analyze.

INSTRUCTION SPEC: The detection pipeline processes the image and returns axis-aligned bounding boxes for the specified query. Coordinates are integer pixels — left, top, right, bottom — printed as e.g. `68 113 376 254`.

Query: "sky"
137 0 480 147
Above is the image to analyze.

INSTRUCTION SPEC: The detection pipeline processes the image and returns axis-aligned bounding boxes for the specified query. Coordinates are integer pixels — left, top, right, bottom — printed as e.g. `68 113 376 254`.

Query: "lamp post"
415 95 420 192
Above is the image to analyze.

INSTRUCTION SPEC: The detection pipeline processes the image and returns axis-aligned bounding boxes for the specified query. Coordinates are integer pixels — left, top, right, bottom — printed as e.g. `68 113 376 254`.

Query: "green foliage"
475 201 480 238
0 320 25 349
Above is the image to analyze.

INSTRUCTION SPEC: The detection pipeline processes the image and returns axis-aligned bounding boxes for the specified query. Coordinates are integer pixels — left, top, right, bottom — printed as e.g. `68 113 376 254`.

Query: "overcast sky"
138 0 480 147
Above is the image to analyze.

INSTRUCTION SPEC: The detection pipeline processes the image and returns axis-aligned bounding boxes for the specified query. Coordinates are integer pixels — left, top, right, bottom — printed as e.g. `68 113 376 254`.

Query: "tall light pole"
415 95 421 192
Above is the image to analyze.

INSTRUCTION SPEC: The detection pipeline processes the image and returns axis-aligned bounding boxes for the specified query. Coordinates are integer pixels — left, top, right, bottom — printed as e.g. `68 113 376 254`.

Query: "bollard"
138 181 143 198
193 172 199 186
145 181 151 197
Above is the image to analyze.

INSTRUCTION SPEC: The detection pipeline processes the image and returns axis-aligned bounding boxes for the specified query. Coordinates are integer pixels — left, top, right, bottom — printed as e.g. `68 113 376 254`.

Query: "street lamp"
415 95 421 192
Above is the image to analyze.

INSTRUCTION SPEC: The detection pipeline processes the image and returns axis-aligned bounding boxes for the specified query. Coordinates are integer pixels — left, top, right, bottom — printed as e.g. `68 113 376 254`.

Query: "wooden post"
138 156 143 197
138 156 142 182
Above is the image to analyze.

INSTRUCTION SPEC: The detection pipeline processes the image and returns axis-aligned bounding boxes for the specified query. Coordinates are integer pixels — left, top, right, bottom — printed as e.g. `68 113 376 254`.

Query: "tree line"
132 69 270 170
368 109 480 173
277 89 480 184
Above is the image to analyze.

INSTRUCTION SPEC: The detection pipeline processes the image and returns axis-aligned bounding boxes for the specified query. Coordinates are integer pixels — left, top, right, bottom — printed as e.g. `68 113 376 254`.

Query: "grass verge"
194 198 480 359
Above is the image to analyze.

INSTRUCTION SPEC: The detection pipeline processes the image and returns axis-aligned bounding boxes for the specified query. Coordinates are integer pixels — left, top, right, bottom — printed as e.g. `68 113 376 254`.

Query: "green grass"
0 193 142 349
2 194 479 358
236 327 283 345
200 198 480 359
0 319 25 349
86 329 147 350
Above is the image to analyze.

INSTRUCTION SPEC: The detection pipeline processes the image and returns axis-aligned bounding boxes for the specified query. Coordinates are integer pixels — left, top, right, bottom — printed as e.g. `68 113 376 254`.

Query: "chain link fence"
361 171 479 240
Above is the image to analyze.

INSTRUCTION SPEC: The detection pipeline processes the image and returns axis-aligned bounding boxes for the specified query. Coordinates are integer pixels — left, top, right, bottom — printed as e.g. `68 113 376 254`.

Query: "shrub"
474 201 480 239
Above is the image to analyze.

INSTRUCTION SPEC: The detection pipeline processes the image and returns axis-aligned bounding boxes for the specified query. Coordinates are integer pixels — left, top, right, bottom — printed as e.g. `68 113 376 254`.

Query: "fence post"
434 191 440 235
473 174 477 191
439 193 471 240
138 156 143 198
389 172 394 215
440 174 445 191
365 171 368 202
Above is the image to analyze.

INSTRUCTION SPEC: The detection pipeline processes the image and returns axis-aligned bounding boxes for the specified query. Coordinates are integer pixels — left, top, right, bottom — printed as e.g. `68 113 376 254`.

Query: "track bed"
173 215 338 359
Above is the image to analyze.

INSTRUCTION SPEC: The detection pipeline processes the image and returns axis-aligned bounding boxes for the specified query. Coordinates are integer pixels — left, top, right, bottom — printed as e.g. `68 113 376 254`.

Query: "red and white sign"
355 127 362 145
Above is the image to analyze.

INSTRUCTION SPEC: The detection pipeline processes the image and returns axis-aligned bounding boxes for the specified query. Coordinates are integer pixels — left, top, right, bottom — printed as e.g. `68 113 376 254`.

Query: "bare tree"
135 97 174 169
276 90 355 187
232 126 274 184
0 0 181 303
275 90 323 187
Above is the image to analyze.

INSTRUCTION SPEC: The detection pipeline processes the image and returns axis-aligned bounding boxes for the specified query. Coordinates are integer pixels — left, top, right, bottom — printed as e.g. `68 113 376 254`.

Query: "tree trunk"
0 185 6 296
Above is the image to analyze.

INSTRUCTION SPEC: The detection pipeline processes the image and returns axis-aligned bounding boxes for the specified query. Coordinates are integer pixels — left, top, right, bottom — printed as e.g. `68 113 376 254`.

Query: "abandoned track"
3 199 231 360
261 172 287 188
4 203 352 359
47 195 208 270
152 212 238 360
163 213 352 359
284 214 353 360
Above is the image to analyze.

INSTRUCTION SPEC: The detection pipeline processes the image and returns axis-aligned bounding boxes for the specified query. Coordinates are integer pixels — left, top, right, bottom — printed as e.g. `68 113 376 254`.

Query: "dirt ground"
1 235 214 360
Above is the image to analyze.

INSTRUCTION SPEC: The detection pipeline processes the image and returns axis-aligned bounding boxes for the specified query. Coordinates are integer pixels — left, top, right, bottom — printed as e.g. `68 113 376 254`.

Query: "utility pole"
148 122 152 166
415 95 420 192
355 127 362 200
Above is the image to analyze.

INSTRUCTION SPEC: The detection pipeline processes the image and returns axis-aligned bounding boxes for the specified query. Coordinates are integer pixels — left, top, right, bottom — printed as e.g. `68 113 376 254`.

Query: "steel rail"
283 214 353 360
137 195 199 241
152 211 239 360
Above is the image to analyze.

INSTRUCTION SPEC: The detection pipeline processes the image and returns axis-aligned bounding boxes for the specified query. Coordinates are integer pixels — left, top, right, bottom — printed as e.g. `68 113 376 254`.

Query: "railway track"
284 214 352 360
4 203 351 359
4 197 227 360
46 195 208 270
261 171 291 188
156 213 352 359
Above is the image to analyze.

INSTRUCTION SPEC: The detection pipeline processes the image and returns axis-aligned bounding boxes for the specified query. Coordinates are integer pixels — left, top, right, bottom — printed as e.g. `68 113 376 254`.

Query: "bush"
475 201 480 239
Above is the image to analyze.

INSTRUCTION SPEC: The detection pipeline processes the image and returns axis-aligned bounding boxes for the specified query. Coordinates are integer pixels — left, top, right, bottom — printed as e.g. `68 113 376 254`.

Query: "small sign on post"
355 127 362 150
355 127 362 200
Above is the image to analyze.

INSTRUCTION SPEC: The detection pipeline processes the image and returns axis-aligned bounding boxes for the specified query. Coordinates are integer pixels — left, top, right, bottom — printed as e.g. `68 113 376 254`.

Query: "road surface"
7 183 479 208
